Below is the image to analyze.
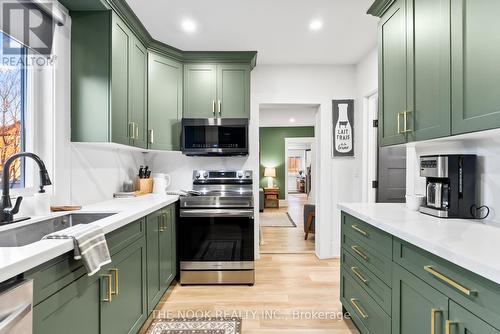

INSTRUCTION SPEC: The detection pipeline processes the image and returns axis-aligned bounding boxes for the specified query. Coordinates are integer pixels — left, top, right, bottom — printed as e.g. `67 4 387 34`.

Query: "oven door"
181 118 249 156
179 209 254 270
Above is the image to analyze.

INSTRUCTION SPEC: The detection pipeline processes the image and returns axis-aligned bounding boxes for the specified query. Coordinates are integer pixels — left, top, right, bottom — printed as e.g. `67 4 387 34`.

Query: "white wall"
259 105 317 127
355 48 378 203
406 130 500 222
145 152 249 191
251 65 357 258
50 15 147 207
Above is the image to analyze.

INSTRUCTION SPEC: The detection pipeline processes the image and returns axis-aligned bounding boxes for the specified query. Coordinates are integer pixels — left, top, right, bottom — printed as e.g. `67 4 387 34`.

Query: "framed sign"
332 99 354 157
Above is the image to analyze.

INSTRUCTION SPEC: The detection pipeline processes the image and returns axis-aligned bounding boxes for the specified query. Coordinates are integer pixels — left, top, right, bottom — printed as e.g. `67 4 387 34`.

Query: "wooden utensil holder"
137 178 153 194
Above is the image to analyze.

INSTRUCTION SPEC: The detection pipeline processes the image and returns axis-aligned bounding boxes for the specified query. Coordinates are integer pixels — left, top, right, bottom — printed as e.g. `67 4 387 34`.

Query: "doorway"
363 92 407 203
258 104 317 254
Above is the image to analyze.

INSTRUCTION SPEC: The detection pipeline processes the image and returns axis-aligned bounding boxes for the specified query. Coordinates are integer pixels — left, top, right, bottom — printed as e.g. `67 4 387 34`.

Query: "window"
0 32 27 189
288 157 301 173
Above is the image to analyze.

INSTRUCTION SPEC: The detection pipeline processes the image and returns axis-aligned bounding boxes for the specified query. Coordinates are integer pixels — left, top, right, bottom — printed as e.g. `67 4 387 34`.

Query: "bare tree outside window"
0 33 26 188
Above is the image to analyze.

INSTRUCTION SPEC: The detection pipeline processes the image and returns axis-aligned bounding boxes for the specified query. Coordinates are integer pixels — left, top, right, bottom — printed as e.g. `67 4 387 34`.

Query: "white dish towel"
42 224 112 276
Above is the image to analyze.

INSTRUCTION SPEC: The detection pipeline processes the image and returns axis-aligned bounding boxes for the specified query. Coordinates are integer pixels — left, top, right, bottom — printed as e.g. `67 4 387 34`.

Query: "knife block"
137 178 153 194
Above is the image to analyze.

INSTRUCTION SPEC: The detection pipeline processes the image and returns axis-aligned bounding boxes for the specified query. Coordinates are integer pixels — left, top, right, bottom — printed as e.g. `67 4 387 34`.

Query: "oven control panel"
193 170 253 181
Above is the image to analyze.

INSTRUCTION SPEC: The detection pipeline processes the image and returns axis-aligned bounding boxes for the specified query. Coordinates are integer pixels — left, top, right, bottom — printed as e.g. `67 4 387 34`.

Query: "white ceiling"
125 0 379 65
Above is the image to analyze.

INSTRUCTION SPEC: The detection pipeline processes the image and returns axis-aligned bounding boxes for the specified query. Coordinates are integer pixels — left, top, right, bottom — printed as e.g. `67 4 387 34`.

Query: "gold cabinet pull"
351 266 369 284
351 225 368 237
135 123 139 139
212 100 216 116
218 100 222 116
163 212 168 230
129 122 135 139
148 129 154 144
446 320 458 334
100 274 113 303
401 111 413 133
350 298 368 319
351 245 368 261
424 266 475 296
159 215 165 232
397 112 402 134
110 268 119 295
431 309 443 334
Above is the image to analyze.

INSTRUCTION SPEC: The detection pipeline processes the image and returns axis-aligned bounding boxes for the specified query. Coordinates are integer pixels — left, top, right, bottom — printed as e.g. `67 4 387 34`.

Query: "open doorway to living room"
258 104 318 254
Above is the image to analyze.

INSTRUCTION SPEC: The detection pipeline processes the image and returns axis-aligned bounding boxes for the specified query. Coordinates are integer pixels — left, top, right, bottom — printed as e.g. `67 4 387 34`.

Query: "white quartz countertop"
0 194 179 283
338 203 500 285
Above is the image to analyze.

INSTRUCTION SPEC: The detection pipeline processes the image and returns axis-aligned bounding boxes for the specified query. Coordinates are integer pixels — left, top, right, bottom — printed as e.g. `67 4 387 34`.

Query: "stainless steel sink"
0 212 116 247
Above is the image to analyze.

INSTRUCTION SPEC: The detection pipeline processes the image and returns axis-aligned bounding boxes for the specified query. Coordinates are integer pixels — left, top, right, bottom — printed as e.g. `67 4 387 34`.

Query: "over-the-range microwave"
181 118 249 156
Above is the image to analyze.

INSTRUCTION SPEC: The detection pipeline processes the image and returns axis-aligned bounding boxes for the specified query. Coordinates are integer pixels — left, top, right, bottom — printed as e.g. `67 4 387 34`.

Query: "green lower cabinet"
100 237 147 334
33 273 101 334
392 264 448 334
146 205 177 313
448 301 500 334
341 269 391 334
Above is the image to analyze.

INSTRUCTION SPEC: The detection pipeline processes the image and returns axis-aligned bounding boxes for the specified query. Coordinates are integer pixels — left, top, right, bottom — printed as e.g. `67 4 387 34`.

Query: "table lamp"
264 167 276 188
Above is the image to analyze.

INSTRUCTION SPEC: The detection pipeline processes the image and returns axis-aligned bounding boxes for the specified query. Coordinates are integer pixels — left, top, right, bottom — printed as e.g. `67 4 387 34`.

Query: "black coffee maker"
419 155 477 218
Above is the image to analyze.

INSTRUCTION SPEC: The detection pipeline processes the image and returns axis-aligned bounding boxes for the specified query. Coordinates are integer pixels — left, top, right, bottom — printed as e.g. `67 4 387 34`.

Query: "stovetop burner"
180 170 254 209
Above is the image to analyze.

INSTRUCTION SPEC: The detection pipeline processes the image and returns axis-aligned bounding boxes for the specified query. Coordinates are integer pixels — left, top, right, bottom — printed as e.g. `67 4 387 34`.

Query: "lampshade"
264 167 276 178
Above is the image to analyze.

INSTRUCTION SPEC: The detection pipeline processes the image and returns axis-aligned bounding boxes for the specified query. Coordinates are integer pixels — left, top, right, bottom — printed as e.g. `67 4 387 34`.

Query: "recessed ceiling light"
309 20 323 31
289 118 296 123
181 19 197 33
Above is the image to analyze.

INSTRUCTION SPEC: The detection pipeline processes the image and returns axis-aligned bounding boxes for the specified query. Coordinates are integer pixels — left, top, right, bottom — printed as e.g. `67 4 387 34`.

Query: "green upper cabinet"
148 52 183 150
378 0 408 146
373 0 500 143
72 11 147 148
184 63 250 119
448 300 500 334
184 64 217 118
110 13 131 146
129 36 148 149
392 264 449 334
451 0 500 135
217 64 250 118
407 0 451 141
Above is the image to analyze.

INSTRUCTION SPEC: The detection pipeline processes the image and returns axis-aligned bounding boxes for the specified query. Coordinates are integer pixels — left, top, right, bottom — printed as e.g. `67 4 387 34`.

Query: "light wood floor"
139 194 357 333
140 254 358 334
260 193 315 254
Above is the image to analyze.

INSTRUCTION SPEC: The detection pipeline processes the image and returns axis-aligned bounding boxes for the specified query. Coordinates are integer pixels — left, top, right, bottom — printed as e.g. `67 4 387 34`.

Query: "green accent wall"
259 127 315 199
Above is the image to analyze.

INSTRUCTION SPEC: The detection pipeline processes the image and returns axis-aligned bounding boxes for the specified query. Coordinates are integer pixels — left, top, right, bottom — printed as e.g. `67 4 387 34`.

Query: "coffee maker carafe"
419 155 477 218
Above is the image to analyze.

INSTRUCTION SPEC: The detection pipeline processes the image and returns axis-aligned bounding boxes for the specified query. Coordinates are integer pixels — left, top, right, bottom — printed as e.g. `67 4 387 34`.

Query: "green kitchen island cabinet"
30 203 178 334
184 63 250 119
340 211 500 334
71 11 148 149
147 52 183 151
146 204 177 313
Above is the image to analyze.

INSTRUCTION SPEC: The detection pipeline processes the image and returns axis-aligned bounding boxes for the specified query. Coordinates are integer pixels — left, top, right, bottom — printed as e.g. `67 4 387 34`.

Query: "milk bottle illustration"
335 103 352 153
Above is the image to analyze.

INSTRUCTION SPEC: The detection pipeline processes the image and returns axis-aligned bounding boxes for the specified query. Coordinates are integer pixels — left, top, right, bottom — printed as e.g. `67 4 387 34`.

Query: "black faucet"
1 152 52 223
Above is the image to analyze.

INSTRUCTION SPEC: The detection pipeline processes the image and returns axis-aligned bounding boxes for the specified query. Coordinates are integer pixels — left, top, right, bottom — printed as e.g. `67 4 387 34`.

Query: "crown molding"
367 0 395 17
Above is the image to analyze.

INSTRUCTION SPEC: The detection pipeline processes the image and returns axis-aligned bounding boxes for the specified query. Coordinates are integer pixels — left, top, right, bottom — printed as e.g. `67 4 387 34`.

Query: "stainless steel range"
179 170 255 285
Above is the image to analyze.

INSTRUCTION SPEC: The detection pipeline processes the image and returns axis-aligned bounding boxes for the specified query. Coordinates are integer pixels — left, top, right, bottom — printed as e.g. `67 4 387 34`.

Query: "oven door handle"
180 209 254 218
